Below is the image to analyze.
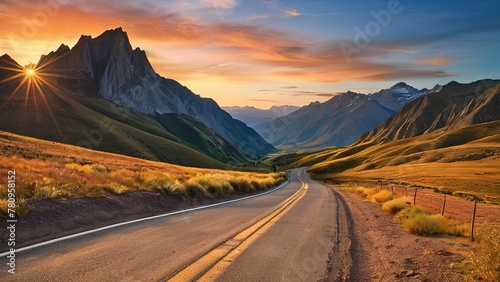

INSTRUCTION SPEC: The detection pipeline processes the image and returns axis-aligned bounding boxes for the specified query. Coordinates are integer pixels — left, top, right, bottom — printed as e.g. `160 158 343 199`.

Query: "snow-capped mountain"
256 83 431 147
357 79 500 144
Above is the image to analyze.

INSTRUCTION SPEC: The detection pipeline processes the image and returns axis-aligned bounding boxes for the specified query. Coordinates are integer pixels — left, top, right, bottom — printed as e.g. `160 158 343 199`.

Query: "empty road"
1 168 354 281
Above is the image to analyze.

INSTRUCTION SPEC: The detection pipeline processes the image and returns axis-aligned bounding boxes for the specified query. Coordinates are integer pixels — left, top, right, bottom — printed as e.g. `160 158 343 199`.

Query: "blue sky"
1 0 499 107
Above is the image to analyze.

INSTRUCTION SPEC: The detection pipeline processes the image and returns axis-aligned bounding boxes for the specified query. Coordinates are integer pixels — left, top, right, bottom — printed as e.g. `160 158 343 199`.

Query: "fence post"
413 188 417 205
441 194 447 216
470 200 477 242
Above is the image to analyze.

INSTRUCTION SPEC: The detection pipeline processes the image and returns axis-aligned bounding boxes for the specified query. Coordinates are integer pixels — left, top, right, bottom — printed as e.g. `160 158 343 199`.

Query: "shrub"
396 206 469 236
382 198 409 214
394 205 432 223
371 190 393 203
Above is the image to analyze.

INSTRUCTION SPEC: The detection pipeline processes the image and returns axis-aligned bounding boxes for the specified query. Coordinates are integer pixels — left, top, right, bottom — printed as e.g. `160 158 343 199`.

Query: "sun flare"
0 57 75 138
25 69 36 76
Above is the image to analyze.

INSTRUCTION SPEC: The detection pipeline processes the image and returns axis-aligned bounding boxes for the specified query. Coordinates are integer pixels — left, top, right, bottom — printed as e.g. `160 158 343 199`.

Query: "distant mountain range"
256 82 430 147
222 105 300 128
357 79 500 144
0 28 274 167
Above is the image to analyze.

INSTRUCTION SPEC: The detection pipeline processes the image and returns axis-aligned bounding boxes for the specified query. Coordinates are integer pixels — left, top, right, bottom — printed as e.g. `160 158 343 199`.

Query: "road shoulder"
329 185 470 281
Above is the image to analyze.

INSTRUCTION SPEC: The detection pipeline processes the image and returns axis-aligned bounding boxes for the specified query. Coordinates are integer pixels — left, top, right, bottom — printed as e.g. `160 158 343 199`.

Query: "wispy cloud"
265 0 302 17
0 0 465 85
414 56 455 66
201 0 238 9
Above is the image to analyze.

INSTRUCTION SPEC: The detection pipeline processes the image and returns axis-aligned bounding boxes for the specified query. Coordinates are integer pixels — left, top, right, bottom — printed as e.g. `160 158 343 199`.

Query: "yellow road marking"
167 174 308 282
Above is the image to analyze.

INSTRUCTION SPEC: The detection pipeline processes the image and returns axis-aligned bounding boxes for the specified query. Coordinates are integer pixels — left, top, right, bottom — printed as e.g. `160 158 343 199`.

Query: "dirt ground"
331 185 477 282
2 181 494 281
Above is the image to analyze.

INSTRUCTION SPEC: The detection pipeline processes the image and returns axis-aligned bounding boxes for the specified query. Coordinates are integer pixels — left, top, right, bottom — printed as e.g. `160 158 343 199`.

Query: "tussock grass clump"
363 188 378 199
0 198 31 216
345 186 393 203
396 205 469 236
465 225 500 281
102 184 128 195
345 186 366 196
183 179 210 199
228 177 254 193
189 174 234 197
134 170 175 190
382 198 410 214
370 190 393 203
65 163 108 175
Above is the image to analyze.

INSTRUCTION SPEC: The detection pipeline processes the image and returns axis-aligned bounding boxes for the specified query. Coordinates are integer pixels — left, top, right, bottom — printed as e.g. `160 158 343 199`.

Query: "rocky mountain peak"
390 82 410 89
19 27 275 157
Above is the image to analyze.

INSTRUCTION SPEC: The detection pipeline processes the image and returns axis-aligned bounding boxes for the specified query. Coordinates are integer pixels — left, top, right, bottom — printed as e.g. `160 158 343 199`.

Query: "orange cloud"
414 56 455 66
0 0 457 91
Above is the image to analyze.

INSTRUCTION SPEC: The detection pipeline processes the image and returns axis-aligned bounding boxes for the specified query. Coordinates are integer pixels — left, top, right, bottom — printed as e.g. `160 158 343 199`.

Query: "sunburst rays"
0 52 77 139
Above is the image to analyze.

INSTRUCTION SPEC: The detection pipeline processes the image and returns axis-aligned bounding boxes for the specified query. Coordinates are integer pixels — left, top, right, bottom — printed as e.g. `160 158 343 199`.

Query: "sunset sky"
1 0 499 108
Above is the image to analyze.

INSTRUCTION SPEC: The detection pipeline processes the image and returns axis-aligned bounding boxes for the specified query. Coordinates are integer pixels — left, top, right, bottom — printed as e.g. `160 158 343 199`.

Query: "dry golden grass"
309 121 500 204
465 224 500 281
400 212 469 236
382 198 410 214
370 190 393 203
346 186 469 237
0 131 286 215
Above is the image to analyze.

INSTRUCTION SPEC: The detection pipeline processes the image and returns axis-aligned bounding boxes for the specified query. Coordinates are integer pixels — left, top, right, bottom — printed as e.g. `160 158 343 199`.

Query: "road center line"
167 169 308 282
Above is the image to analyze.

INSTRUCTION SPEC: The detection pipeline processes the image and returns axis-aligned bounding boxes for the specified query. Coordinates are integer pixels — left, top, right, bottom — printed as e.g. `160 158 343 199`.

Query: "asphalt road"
1 168 353 281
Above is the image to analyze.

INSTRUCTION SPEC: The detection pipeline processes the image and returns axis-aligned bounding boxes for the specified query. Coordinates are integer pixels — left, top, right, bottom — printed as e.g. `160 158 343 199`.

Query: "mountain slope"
303 120 500 203
0 29 274 167
35 27 275 157
222 105 300 128
280 79 500 203
358 79 500 144
0 68 231 168
258 83 428 147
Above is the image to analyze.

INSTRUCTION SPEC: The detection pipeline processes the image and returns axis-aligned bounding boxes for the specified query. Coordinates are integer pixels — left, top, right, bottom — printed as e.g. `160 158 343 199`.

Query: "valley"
0 15 499 281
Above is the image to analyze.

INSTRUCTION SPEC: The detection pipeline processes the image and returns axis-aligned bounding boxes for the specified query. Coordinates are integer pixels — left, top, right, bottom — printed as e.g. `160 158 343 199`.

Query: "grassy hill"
0 78 253 167
0 131 286 215
276 121 500 203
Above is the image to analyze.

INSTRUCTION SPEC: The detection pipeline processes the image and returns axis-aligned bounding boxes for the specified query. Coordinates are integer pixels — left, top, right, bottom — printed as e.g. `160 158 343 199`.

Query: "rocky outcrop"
357 79 500 144
36 27 274 157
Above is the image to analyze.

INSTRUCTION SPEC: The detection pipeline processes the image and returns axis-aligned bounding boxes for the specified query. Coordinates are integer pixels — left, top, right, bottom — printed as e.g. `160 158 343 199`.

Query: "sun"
0 58 74 138
25 68 36 76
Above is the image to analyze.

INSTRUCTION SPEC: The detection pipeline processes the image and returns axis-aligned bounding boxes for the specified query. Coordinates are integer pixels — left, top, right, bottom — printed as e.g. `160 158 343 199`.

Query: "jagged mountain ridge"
256 83 429 147
0 54 251 167
0 28 274 167
36 27 275 157
357 79 500 144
